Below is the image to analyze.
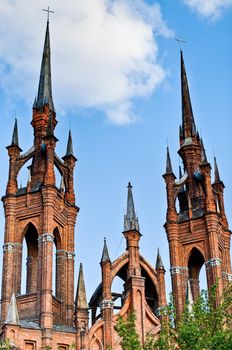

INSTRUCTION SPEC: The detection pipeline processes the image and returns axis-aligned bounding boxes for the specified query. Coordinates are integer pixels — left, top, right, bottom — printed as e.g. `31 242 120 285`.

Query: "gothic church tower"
1 20 78 349
163 51 232 318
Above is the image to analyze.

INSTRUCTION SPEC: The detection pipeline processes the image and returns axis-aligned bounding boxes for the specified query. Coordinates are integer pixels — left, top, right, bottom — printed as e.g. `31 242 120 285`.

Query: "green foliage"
0 342 76 350
177 283 232 350
115 312 142 350
115 283 232 350
0 339 11 350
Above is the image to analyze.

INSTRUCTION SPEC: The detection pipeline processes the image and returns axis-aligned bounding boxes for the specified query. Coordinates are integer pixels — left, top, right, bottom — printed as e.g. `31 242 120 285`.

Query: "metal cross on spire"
175 36 186 50
43 6 54 22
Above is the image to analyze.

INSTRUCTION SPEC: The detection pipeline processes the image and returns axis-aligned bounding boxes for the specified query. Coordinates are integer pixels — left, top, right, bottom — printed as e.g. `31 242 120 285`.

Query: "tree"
0 340 11 350
115 283 232 350
115 312 142 350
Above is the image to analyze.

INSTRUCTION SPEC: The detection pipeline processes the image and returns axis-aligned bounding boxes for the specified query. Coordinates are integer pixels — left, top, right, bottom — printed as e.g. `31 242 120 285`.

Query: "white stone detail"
66 252 75 260
170 266 188 275
100 300 114 310
38 233 54 243
222 272 232 281
205 258 221 270
3 243 22 252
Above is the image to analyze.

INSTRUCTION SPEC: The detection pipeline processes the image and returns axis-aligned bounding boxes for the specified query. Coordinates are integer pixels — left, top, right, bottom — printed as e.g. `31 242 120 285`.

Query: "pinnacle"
124 182 140 232
165 147 174 175
75 263 88 309
65 130 74 157
214 156 221 183
5 293 19 325
11 118 19 147
156 249 164 270
101 238 111 263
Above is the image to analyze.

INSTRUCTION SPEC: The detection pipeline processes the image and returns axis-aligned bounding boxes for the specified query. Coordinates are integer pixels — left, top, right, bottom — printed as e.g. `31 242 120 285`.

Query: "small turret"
11 119 20 147
165 147 175 176
8 118 22 152
5 293 19 325
75 263 88 310
214 156 221 183
124 182 140 232
62 130 77 161
156 249 165 270
101 238 111 264
75 264 89 349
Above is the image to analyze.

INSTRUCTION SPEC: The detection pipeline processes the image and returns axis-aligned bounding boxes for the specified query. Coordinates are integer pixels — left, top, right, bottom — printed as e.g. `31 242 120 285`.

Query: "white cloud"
0 0 172 124
183 0 232 20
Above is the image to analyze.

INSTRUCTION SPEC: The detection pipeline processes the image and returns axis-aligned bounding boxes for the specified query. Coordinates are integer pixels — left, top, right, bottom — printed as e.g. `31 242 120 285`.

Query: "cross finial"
175 36 186 51
43 6 54 22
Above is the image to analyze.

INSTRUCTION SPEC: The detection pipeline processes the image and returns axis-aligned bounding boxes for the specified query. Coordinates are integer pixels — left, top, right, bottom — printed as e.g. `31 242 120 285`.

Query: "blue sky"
0 0 231 300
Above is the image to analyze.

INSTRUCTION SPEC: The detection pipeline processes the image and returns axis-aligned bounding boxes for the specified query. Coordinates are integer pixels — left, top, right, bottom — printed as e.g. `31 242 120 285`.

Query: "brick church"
0 19 231 350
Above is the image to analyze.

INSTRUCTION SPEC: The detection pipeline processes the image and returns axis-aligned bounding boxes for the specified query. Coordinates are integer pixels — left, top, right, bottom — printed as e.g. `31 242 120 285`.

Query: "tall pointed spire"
214 156 221 182
5 293 19 325
124 182 140 232
35 21 54 111
75 263 88 309
156 249 164 270
165 147 174 175
101 238 111 263
181 50 196 140
11 118 19 147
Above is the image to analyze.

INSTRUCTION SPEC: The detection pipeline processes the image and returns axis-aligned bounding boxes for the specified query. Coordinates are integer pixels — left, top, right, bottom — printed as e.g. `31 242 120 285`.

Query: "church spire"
180 50 196 141
34 21 54 111
124 182 139 232
75 263 88 309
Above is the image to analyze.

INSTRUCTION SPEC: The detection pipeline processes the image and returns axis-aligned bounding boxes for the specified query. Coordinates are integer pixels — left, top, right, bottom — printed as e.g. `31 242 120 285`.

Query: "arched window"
53 227 62 299
54 165 63 190
111 275 125 314
141 267 159 314
17 159 32 190
21 223 38 294
188 248 205 301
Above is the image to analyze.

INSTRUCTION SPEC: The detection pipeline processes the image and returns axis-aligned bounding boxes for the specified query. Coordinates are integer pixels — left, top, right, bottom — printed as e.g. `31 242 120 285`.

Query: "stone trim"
100 300 114 310
56 249 66 254
55 250 75 260
170 266 188 275
222 272 232 281
3 242 22 252
205 258 221 270
66 251 75 260
38 233 54 243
